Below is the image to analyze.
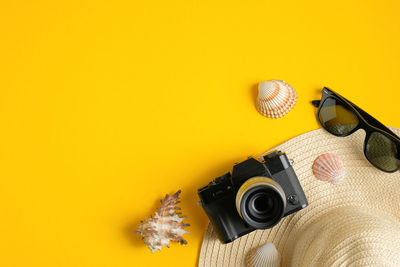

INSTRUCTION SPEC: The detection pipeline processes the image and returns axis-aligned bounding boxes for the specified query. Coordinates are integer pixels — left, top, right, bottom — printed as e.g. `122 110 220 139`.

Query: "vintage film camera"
198 150 308 243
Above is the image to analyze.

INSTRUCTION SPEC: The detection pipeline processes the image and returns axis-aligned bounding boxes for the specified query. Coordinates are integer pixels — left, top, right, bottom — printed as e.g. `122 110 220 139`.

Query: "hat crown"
286 206 400 266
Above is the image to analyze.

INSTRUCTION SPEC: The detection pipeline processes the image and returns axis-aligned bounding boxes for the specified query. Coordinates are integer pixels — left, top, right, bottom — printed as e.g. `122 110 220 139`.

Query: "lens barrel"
235 177 286 229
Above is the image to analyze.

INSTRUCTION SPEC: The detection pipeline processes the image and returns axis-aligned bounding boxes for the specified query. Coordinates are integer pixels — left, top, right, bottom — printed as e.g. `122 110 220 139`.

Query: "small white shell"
312 153 346 184
256 80 297 118
247 242 281 267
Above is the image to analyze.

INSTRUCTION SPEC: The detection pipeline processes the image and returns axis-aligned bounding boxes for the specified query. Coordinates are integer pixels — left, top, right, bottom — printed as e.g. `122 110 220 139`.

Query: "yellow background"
1 0 400 266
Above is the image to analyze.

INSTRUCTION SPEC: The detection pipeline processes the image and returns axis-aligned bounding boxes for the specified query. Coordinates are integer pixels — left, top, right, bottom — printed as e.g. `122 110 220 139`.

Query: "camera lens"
235 177 286 229
253 194 271 213
247 189 283 222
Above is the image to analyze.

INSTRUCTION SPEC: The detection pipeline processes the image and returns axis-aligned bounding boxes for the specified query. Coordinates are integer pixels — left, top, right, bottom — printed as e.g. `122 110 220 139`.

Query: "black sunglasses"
312 87 400 173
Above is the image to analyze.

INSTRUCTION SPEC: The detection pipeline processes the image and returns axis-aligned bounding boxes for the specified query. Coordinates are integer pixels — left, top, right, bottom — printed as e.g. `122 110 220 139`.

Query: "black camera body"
198 150 308 243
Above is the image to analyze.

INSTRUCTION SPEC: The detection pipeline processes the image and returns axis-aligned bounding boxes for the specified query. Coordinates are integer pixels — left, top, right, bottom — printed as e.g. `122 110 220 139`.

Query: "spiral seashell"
135 190 190 252
247 242 281 267
312 153 346 184
256 80 297 118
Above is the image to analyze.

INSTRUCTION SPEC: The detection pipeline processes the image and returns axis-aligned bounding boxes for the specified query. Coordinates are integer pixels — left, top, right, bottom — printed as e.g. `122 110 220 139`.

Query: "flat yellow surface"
1 0 400 266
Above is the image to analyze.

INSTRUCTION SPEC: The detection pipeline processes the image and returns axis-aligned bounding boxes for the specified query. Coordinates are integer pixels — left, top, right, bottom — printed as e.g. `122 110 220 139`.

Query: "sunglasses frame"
312 87 400 173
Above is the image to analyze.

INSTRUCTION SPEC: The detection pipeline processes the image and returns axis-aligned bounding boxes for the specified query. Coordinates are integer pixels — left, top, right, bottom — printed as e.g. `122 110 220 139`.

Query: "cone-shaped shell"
247 242 281 267
135 190 190 252
312 153 346 184
256 80 297 118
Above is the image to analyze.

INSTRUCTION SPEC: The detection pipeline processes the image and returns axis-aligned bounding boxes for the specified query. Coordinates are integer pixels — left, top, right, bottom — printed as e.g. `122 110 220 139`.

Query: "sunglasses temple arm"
311 100 320 107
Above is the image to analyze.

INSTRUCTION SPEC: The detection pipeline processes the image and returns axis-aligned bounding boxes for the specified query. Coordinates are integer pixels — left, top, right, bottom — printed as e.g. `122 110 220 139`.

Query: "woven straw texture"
198 127 400 267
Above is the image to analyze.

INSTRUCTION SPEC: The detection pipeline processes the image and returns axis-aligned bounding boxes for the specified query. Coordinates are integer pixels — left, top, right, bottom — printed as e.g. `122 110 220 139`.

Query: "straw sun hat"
199 127 400 267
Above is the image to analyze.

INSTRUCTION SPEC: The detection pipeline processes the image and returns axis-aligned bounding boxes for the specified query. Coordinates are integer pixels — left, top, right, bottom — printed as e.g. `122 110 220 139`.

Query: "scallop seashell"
256 80 297 118
135 190 190 252
247 242 281 267
312 153 346 184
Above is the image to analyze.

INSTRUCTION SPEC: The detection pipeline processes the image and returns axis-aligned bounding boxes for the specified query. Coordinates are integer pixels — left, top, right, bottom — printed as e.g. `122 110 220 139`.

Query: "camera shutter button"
288 194 298 205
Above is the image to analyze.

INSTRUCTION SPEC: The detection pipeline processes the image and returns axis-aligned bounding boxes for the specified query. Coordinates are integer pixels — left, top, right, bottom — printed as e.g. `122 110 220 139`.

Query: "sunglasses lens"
366 132 400 172
318 97 359 135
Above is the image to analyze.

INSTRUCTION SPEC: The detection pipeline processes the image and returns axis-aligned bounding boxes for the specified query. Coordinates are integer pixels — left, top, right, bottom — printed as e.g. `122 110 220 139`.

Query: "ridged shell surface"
312 153 346 184
135 190 189 252
247 242 280 267
256 80 297 118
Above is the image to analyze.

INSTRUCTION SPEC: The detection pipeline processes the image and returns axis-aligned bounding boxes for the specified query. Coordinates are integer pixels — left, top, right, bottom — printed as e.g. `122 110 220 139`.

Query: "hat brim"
198 127 400 267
